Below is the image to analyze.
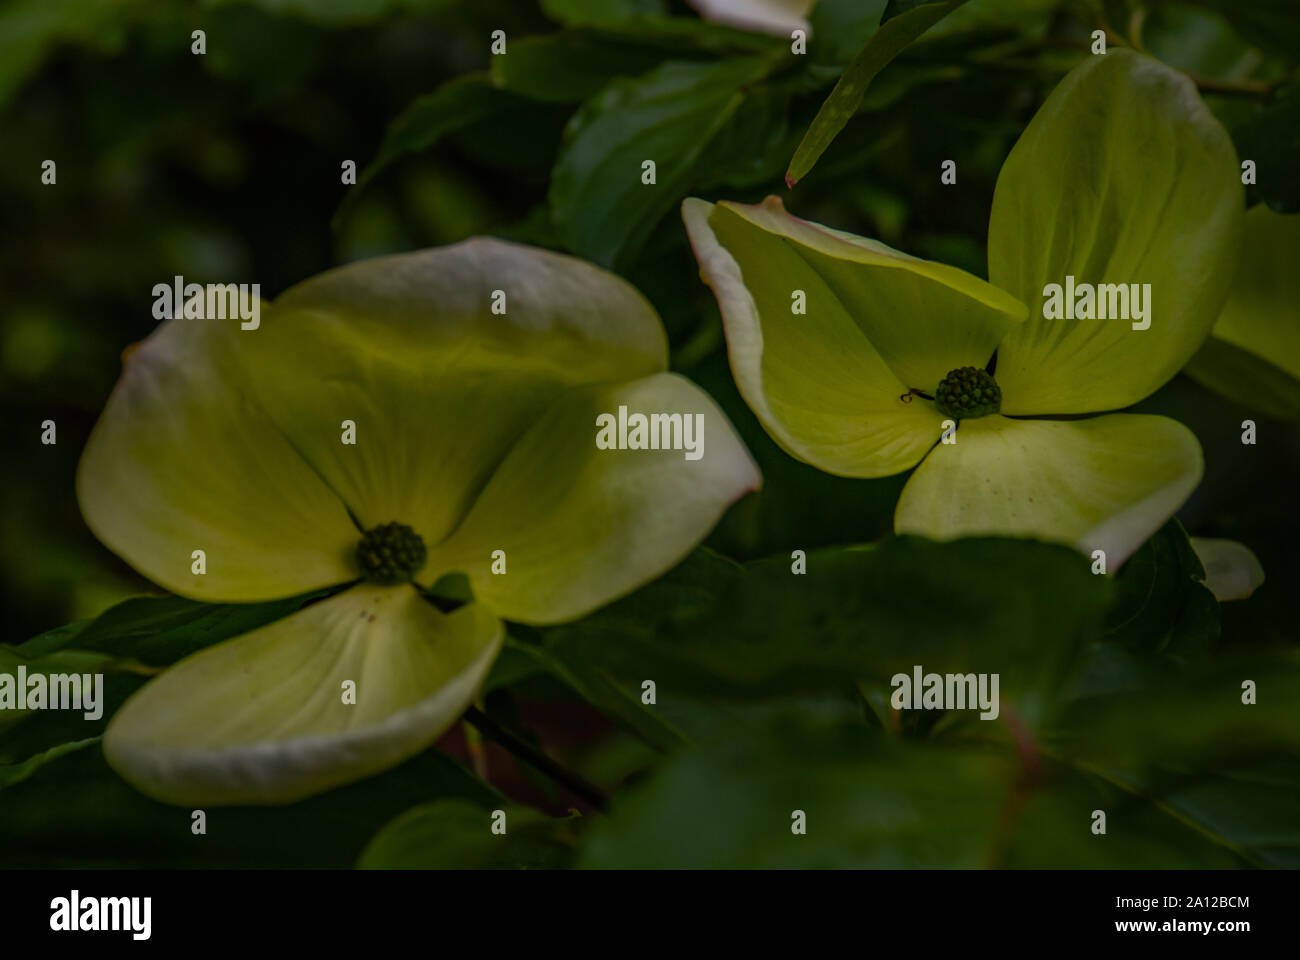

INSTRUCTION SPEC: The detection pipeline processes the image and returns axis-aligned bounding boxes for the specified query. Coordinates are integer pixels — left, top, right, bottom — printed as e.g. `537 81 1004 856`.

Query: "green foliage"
359 800 579 868
535 538 1109 729
1101 520 1219 664
1183 0 1300 59
334 75 536 225
550 57 774 269
786 0 972 185
0 743 497 868
541 0 667 25
4 0 1299 870
1232 87 1300 214
18 589 332 664
581 706 1014 868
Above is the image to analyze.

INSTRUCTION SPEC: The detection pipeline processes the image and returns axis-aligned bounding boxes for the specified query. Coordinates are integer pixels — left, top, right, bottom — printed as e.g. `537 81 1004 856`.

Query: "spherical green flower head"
934 366 1001 420
78 238 761 806
685 49 1243 565
356 522 428 584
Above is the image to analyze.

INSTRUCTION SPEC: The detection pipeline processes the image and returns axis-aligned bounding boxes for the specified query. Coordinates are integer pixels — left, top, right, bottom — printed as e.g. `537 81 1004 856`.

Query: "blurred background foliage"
1 0 1298 868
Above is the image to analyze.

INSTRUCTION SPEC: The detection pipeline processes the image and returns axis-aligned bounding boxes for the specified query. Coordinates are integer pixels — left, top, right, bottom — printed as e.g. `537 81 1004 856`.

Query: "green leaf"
0 672 145 767
1141 2 1276 78
358 800 579 868
541 0 670 26
579 658 1300 867
549 57 773 269
1101 519 1219 662
580 706 1013 868
692 89 798 190
1047 659 1300 867
1002 760 1248 868
785 0 970 185
0 740 499 868
0 644 145 748
0 0 132 109
807 0 888 67
0 738 98 790
1183 0 1300 60
216 0 455 27
543 537 1111 731
491 17 786 106
1231 87 1300 214
501 636 689 752
882 0 939 19
18 590 330 665
491 31 685 103
332 74 536 227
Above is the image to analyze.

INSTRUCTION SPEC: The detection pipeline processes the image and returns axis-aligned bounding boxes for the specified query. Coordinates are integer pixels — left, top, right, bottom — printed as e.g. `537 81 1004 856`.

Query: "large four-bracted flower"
684 49 1243 565
79 239 759 805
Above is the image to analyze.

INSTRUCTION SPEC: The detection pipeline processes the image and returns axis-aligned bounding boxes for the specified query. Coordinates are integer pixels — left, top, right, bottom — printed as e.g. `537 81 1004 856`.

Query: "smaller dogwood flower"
79 239 759 806
684 50 1243 566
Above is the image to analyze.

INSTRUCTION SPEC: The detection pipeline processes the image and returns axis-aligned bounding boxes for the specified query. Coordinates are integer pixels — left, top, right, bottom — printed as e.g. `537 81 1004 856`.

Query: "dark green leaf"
808 0 888 67
785 0 970 184
0 645 147 758
495 17 783 105
692 88 797 190
0 737 98 790
549 56 775 269
0 0 130 109
541 0 669 25
19 589 331 666
491 31 681 103
1047 660 1300 866
1184 0 1300 60
543 537 1110 731
1101 519 1219 663
333 74 536 227
503 636 688 751
882 0 939 20
1003 760 1247 868
580 706 1013 868
358 800 579 868
0 743 499 868
230 0 456 28
1231 87 1300 214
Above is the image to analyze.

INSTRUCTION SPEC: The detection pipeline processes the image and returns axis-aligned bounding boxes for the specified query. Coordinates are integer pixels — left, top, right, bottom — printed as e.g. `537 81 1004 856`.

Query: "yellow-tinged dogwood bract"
80 238 760 805
685 50 1243 566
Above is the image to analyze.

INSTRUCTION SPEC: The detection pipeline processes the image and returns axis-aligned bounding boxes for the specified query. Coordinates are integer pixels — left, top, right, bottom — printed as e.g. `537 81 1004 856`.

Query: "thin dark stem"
983 704 1042 868
463 707 610 813
1185 73 1277 99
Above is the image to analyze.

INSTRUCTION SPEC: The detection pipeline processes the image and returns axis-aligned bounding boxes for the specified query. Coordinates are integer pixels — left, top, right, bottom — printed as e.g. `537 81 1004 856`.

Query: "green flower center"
356 522 427 584
934 366 1001 419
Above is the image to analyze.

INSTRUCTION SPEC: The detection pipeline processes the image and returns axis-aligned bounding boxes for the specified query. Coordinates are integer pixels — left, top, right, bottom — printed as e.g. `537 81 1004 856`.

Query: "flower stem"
463 706 610 813
1185 73 1278 99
